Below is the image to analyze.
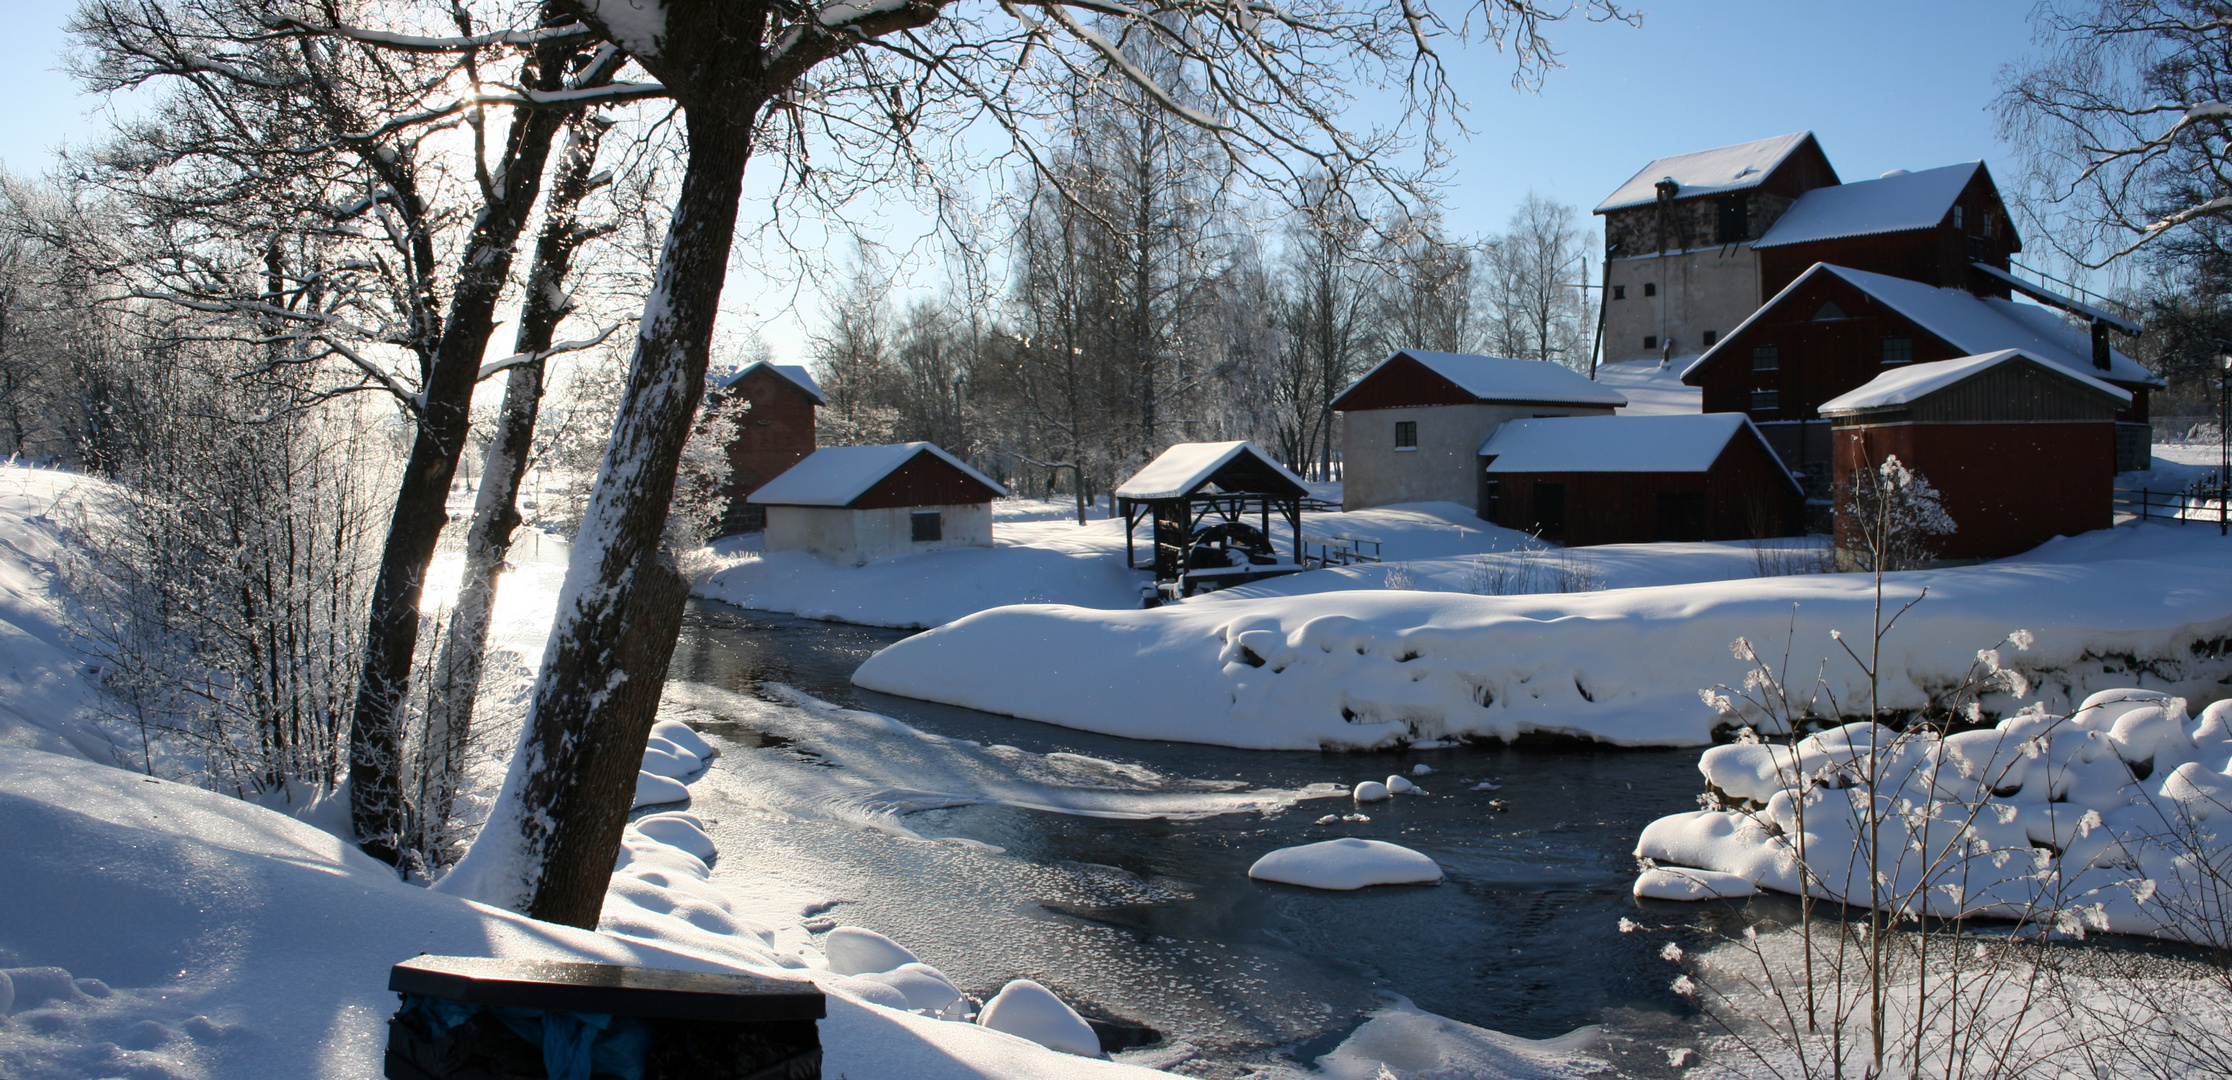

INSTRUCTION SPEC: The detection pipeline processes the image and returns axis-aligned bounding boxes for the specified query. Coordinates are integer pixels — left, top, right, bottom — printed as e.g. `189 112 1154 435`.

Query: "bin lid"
390 955 827 1021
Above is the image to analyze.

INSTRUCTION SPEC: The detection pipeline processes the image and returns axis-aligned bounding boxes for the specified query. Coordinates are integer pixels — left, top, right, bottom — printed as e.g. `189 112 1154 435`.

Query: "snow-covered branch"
265 17 598 53
473 322 628 382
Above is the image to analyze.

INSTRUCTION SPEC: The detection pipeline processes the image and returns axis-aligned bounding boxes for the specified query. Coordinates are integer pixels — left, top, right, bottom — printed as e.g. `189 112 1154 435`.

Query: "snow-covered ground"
854 523 2232 750
0 463 1611 1080
703 496 1827 629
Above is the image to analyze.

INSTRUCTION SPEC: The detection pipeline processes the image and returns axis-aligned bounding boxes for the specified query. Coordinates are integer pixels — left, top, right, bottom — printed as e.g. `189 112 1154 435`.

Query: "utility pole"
2220 355 2229 537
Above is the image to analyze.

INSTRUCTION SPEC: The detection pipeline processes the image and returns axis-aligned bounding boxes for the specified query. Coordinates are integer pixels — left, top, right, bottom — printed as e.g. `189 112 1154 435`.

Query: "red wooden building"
1681 264 2162 488
710 361 824 534
749 442 1007 565
1820 349 2129 562
1751 162 2021 300
1477 414 1802 546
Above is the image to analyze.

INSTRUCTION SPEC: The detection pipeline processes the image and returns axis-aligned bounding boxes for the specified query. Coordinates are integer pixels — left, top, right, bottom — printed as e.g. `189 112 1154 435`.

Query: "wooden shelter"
749 442 1007 566
1478 414 1801 546
1820 349 2129 563
1114 441 1310 600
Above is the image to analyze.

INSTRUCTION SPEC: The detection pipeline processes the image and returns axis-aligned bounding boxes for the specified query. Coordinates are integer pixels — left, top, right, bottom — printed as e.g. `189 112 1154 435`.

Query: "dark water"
667 599 1710 1071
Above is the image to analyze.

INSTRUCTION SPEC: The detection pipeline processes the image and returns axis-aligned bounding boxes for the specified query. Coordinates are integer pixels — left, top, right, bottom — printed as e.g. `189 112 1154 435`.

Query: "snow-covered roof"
1114 441 1308 501
1684 264 2165 388
748 442 1005 506
716 360 826 404
1753 163 1979 248
1819 349 2131 414
1595 132 1818 214
1339 350 1628 408
1480 413 1782 477
1594 360 1704 416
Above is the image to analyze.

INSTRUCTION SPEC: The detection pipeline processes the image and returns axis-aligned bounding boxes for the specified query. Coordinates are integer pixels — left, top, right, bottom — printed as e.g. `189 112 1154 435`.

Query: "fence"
2116 482 2231 529
1300 533 1383 568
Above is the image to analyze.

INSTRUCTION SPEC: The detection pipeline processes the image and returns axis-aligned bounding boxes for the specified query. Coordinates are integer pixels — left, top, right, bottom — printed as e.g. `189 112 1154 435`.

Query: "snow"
0 468 113 761
749 443 1006 507
715 359 826 403
577 0 667 57
1819 349 2130 413
1595 131 1817 213
825 926 922 976
1308 996 1606 1080
1632 866 1757 901
978 979 1103 1058
1247 838 1444 890
1595 360 1702 415
1111 440 1306 501
1969 261 2145 337
1631 689 2232 941
1480 413 1776 475
1688 264 2164 389
1752 162 1979 248
1339 351 1628 409
853 523 2232 750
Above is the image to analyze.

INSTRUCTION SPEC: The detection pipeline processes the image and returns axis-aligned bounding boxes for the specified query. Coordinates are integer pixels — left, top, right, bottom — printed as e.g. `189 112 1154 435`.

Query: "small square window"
1881 336 1914 364
1702 329 1718 347
1643 335 1659 350
1952 205 1965 230
1394 420 1418 449
1612 285 1626 300
1750 389 1780 413
910 510 943 542
1643 282 1658 297
1752 345 1780 371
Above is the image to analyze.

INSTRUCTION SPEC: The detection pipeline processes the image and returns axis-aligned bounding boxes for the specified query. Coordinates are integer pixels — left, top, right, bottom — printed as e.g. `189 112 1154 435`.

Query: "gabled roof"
1684 263 2165 388
748 442 1005 506
1596 132 1820 214
1479 413 1795 485
1114 441 1308 501
1820 349 2132 414
1753 162 1980 248
1333 350 1628 410
716 360 826 404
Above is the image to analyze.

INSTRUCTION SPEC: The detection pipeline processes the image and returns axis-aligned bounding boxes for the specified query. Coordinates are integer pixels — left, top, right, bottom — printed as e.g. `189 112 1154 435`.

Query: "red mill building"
708 360 824 534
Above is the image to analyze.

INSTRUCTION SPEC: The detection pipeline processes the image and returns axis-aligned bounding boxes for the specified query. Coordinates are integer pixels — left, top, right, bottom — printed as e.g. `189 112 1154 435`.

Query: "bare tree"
1274 179 1379 479
1480 192 1589 367
1999 1 2232 265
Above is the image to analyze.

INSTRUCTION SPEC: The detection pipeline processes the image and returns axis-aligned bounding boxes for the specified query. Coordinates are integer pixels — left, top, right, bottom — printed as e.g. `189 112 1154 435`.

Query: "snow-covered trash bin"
384 955 825 1080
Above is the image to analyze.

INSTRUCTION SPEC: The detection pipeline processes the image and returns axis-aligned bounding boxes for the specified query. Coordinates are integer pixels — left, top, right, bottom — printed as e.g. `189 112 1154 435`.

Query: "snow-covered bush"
1834 453 1956 572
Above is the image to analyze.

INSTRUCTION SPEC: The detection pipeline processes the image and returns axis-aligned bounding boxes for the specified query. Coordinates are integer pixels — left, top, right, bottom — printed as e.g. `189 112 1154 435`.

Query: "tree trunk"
441 103 760 926
348 42 612 867
416 115 611 866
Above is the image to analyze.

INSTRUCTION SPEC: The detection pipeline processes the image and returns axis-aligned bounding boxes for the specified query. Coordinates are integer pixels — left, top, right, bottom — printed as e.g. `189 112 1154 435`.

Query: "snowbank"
1633 689 2232 940
1248 838 1443 890
853 524 2232 749
1309 996 1606 1080
0 743 1171 1080
0 468 113 760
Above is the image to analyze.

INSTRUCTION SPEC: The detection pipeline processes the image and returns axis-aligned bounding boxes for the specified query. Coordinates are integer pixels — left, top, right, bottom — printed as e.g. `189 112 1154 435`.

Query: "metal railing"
2116 478 2230 530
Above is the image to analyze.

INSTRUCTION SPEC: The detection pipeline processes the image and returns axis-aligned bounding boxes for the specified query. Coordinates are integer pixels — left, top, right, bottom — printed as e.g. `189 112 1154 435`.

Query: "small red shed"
1819 349 2130 563
1477 414 1802 546
749 443 1007 565
711 361 825 534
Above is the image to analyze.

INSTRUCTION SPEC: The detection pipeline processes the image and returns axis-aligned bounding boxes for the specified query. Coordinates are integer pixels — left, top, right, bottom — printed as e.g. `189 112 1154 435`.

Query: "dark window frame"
1750 389 1780 413
910 510 943 543
1643 335 1659 351
1612 285 1626 300
1394 420 1418 449
1643 282 1658 297
1881 336 1914 364
1752 345 1780 371
1702 329 1718 347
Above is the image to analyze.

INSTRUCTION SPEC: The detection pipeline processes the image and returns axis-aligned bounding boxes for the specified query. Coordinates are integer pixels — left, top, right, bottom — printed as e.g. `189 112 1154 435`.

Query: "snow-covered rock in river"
1310 994 1605 1080
857 962 964 1014
823 926 922 976
1352 780 1391 802
632 811 717 861
977 978 1102 1057
1633 690 2232 940
651 717 717 760
1385 774 1419 794
633 769 690 808
852 525 2232 749
1248 838 1443 890
1633 867 1757 901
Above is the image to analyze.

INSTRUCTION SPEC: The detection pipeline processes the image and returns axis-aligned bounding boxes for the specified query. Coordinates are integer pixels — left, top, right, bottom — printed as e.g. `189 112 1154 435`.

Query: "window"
1813 301 1848 321
1716 194 1749 245
1752 345 1780 371
1750 389 1780 413
910 510 943 542
1612 285 1626 300
1394 420 1418 450
1643 335 1659 351
1881 336 1914 364
1643 282 1658 297
1952 205 1965 230
1702 329 1718 347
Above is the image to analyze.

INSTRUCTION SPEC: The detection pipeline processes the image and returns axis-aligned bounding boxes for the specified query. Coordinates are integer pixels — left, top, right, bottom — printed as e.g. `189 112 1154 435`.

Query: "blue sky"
0 0 2054 358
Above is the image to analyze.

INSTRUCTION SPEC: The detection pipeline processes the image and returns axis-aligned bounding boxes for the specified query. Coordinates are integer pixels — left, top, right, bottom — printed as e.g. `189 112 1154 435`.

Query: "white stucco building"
748 442 1007 565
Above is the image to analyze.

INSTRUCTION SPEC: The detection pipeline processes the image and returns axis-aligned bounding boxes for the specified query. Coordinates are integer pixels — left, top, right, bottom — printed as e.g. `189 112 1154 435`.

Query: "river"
663 598 1715 1076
